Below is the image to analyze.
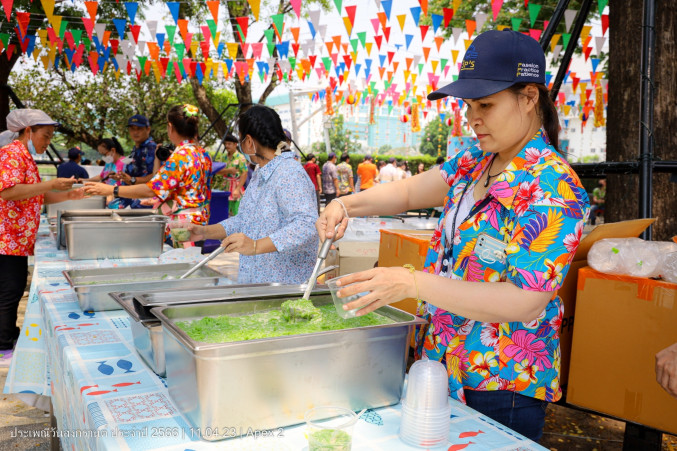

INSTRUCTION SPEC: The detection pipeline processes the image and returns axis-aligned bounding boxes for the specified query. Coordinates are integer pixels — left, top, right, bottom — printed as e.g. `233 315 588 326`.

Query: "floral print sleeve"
504 157 588 292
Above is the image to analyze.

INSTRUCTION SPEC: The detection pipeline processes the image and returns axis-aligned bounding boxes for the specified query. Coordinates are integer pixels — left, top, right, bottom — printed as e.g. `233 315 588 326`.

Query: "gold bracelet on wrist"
403 264 419 300
253 239 257 255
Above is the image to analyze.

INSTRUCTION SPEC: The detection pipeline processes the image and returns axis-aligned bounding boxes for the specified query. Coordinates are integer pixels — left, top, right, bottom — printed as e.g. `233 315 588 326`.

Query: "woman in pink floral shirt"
0 109 82 366
85 104 212 237
316 31 589 441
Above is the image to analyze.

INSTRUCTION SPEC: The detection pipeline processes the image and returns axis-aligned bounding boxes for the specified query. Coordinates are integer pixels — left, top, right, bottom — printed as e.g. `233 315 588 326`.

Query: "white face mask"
102 155 114 164
27 131 37 155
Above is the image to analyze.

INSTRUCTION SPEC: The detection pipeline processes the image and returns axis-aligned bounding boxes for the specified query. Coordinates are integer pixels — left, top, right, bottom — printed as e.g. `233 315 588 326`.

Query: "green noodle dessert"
308 429 352 451
176 301 394 343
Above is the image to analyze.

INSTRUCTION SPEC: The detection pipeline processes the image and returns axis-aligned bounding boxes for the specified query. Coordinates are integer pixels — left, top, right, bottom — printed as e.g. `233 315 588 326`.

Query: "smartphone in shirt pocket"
472 232 508 279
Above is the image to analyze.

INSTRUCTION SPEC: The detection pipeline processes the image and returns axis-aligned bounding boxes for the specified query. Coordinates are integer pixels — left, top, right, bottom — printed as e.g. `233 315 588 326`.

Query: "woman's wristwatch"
130 176 137 185
113 186 120 198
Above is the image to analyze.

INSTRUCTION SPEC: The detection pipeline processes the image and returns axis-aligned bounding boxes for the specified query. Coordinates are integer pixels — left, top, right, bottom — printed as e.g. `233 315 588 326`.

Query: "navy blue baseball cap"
67 146 83 158
127 114 150 127
428 30 546 101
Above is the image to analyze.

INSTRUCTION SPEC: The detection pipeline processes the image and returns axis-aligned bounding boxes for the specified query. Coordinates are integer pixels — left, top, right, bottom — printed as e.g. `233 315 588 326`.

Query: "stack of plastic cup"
399 358 451 448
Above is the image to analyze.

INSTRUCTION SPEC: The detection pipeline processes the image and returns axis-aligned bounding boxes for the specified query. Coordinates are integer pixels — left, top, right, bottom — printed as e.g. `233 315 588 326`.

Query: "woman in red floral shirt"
84 104 212 242
0 109 82 366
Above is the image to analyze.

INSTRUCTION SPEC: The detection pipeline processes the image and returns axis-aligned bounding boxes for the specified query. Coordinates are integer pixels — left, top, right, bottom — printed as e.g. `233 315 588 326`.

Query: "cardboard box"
337 240 380 276
556 218 654 385
567 267 677 435
378 229 435 314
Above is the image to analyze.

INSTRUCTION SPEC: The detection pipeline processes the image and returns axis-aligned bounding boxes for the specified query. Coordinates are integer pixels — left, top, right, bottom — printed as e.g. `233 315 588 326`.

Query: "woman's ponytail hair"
237 105 290 153
509 83 560 153
168 104 200 139
98 137 125 156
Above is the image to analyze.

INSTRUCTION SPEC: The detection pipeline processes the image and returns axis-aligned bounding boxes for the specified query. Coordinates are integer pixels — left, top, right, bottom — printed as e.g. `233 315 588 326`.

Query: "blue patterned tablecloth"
4 222 548 450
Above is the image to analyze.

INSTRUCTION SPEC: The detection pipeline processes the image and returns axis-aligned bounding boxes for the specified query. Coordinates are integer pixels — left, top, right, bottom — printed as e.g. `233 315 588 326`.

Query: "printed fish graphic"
68 313 80 320
448 442 474 451
80 385 98 394
111 381 141 388
85 389 118 396
97 361 114 375
458 430 484 438
116 359 135 373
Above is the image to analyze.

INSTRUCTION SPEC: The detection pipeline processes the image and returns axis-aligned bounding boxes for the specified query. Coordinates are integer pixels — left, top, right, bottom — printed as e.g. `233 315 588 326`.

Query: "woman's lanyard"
444 178 494 266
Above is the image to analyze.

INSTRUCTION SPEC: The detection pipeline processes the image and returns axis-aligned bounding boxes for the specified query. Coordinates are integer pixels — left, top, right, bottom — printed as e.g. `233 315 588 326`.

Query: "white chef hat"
6 109 59 132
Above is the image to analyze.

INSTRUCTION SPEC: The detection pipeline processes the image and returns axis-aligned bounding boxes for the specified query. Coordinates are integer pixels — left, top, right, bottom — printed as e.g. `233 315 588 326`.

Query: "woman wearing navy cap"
317 30 590 441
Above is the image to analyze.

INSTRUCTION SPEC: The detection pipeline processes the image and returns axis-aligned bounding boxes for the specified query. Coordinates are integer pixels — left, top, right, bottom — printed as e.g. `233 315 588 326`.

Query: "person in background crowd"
416 162 426 175
403 161 412 178
316 29 590 442
0 109 82 367
379 156 398 183
57 147 89 180
322 152 339 205
357 154 379 191
85 104 212 246
180 105 318 284
113 114 157 207
657 342 677 398
87 138 125 194
212 134 248 217
435 156 446 167
336 153 354 197
303 153 322 213
376 160 386 173
590 178 606 225
81 158 92 165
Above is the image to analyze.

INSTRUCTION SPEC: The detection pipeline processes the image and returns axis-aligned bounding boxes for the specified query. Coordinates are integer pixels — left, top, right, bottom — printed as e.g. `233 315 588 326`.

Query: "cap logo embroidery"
461 44 478 71
516 62 540 77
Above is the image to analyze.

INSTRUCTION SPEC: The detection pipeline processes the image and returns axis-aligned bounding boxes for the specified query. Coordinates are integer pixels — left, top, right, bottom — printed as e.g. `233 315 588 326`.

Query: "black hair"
237 105 289 152
306 153 316 162
98 137 124 156
340 153 350 162
167 104 199 139
435 156 445 164
224 133 238 144
508 83 560 152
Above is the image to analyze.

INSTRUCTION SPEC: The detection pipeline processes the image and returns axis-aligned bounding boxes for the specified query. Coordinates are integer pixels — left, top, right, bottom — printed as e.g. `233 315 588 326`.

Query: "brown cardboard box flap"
573 218 656 261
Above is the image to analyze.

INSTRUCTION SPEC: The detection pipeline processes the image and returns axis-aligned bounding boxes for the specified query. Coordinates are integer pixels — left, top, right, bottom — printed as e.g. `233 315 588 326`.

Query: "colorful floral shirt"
125 137 156 178
148 140 212 226
220 152 319 285
100 158 126 186
414 130 590 404
336 162 354 195
0 140 43 256
212 150 247 196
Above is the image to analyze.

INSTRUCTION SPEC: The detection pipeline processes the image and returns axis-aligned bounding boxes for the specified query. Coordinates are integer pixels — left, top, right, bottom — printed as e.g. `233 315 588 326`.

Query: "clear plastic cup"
305 406 357 451
326 274 369 319
403 358 450 410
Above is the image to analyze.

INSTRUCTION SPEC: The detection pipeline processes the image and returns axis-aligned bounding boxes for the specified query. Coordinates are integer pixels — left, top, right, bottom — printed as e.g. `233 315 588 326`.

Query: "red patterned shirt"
0 140 43 256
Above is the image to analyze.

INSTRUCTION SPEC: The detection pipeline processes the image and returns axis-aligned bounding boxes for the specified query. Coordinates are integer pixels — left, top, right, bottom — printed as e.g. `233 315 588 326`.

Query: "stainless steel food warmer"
151 293 425 440
57 209 167 259
63 263 227 311
109 284 307 377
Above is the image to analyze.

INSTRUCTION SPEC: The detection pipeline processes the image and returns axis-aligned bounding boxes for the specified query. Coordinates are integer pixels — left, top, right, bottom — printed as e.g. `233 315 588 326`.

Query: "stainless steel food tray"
46 196 106 219
56 209 161 250
64 263 227 311
151 295 425 440
109 284 320 376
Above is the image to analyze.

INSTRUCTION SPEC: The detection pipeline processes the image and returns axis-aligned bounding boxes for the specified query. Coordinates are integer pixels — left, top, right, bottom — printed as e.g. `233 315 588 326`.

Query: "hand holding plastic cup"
326 274 369 319
305 406 358 451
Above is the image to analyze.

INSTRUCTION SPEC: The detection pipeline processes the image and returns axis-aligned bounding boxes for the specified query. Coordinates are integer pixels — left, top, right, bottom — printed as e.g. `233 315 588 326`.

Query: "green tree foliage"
10 65 237 150
310 115 360 155
419 116 453 156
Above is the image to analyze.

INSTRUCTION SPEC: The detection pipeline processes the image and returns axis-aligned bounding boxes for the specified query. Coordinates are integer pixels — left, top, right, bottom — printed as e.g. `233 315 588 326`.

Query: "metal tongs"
302 224 341 300
179 246 226 279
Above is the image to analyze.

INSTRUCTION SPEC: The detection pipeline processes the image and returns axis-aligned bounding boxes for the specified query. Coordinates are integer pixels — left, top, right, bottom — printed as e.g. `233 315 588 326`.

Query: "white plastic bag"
158 246 203 264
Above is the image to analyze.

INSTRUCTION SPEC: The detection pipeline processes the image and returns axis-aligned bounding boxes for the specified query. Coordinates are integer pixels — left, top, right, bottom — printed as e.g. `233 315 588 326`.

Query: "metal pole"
539 0 571 52
637 0 656 240
549 0 594 100
288 91 300 157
